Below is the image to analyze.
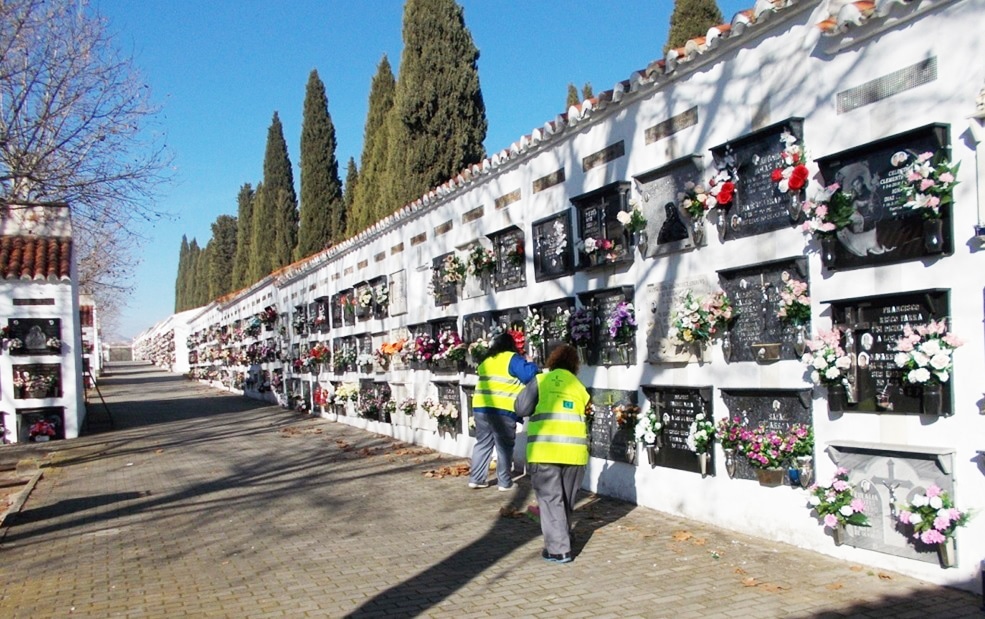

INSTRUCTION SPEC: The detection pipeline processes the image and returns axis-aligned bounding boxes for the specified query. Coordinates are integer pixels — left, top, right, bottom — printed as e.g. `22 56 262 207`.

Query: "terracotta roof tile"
0 235 72 281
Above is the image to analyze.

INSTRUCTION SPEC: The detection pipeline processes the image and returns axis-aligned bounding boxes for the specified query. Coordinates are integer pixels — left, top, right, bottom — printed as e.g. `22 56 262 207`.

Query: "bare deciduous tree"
0 0 172 333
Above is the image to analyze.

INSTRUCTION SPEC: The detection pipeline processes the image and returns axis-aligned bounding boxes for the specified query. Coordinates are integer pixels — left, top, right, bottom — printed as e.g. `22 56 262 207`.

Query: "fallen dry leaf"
759 583 789 593
734 567 747 575
877 572 893 580
826 583 844 590
849 565 864 572
691 537 706 546
742 577 759 587
672 530 693 542
499 506 525 518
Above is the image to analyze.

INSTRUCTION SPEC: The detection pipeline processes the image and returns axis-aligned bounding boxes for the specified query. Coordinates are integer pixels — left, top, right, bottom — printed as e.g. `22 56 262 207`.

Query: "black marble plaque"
436 381 462 433
463 312 495 344
432 253 459 306
15 406 64 442
579 287 635 367
328 293 342 328
6 318 61 355
572 182 632 269
491 227 526 291
532 211 574 282
11 363 62 399
711 118 804 240
634 155 704 257
720 388 813 483
533 298 575 360
641 386 715 475
587 388 638 465
826 289 950 415
718 257 810 363
816 124 951 270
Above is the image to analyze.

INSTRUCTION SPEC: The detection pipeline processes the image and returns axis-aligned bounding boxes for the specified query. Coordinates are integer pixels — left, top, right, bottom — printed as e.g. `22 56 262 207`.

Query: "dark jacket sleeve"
514 380 539 418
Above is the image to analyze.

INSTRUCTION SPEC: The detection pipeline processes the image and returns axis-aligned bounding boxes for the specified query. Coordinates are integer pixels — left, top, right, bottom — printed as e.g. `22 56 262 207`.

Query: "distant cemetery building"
0 204 86 443
135 1 985 592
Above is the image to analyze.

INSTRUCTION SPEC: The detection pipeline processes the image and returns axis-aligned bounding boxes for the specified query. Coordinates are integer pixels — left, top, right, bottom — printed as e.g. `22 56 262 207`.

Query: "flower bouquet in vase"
893 319 962 416
893 150 959 253
686 412 715 477
776 271 811 355
634 404 663 467
770 130 810 220
896 485 969 568
743 426 794 487
800 184 855 268
716 416 746 478
807 468 869 546
618 200 648 250
801 328 853 412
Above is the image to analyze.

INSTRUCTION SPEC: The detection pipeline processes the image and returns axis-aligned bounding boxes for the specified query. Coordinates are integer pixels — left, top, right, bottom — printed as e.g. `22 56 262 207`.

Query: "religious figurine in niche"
657 202 689 245
25 325 46 350
834 163 896 257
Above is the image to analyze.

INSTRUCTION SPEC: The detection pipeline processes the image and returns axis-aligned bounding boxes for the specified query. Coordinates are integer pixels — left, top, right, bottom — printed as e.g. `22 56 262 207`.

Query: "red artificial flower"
771 169 784 183
788 165 810 190
508 329 526 354
717 181 735 206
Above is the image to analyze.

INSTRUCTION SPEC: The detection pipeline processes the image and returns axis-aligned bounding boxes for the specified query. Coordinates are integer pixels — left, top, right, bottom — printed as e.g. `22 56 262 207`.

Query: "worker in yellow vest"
468 333 539 490
514 344 589 564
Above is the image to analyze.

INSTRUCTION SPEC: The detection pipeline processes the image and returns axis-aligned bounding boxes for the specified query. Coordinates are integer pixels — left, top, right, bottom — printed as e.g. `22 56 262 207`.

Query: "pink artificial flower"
850 498 865 513
823 514 838 528
919 179 936 191
939 172 954 183
933 514 952 531
925 484 942 498
917 152 933 163
920 529 946 545
832 480 849 492
898 510 911 524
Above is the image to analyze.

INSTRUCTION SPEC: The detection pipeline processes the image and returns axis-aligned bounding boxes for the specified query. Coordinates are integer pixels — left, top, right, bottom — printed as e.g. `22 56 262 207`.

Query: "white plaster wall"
148 1 985 592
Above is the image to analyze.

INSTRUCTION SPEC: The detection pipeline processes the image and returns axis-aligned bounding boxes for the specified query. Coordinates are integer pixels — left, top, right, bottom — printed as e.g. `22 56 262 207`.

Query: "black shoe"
542 550 573 564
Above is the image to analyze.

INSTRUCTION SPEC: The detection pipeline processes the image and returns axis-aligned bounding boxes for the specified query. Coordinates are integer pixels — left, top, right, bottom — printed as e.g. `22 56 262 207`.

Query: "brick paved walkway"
0 362 981 618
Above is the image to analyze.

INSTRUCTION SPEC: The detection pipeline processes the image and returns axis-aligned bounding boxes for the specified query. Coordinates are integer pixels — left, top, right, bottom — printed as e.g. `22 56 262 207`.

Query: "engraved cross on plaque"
870 459 913 521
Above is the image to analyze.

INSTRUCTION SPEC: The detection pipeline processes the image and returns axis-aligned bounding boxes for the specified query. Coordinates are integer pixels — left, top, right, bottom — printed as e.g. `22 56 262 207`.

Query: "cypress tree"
665 0 724 53
566 83 579 109
248 183 274 283
342 157 358 238
208 215 238 297
194 241 212 307
231 183 254 290
581 83 593 101
296 70 344 260
350 55 395 236
175 235 189 312
262 112 298 270
184 239 201 311
383 0 487 215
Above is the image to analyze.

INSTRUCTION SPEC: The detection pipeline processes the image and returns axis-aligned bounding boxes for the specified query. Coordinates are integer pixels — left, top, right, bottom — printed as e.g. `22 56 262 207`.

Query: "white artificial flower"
839 505 854 517
929 496 943 510
919 339 942 356
912 494 929 508
616 211 632 225
909 512 923 525
907 368 931 383
894 352 912 367
808 495 821 507
935 370 950 383
824 367 841 380
813 356 829 370
929 353 952 372
835 355 853 370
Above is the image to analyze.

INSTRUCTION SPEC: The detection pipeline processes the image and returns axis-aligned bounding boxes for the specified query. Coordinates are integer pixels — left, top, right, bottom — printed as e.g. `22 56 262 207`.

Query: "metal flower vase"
922 382 943 416
690 219 705 247
832 524 846 547
937 536 956 568
697 452 709 478
723 448 737 478
827 383 847 414
792 325 807 357
820 235 837 268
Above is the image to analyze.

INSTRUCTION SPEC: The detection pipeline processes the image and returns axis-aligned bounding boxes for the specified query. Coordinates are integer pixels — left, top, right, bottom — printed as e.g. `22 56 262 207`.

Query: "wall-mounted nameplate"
645 275 714 365
634 155 704 257
532 211 574 282
710 117 804 241
578 287 636 367
720 388 813 484
825 288 950 415
531 297 575 361
827 441 954 563
587 388 638 465
641 386 714 475
718 257 810 363
388 270 407 317
815 123 952 270
7 318 61 356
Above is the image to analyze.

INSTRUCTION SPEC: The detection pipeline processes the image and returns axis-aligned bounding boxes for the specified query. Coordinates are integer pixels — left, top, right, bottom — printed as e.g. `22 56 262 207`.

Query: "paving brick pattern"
0 363 981 618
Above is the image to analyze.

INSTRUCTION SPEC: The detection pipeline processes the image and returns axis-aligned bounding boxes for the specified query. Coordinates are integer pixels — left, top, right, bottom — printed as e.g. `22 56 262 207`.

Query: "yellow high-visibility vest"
472 352 523 416
526 369 589 465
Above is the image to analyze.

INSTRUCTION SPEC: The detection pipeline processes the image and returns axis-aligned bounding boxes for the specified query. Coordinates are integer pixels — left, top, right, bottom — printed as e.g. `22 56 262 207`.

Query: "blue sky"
94 0 750 340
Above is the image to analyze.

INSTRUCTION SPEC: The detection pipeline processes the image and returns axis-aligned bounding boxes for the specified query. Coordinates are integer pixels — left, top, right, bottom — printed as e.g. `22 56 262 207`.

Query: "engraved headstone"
634 155 704 257
7 318 60 356
532 212 574 282
645 276 714 364
711 118 803 240
816 123 952 270
587 388 638 464
828 442 955 563
827 289 949 415
719 258 810 363
720 388 812 483
640 387 715 475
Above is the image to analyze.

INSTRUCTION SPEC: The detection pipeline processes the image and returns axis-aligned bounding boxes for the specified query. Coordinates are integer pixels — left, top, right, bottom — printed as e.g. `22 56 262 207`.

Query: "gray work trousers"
529 462 585 555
